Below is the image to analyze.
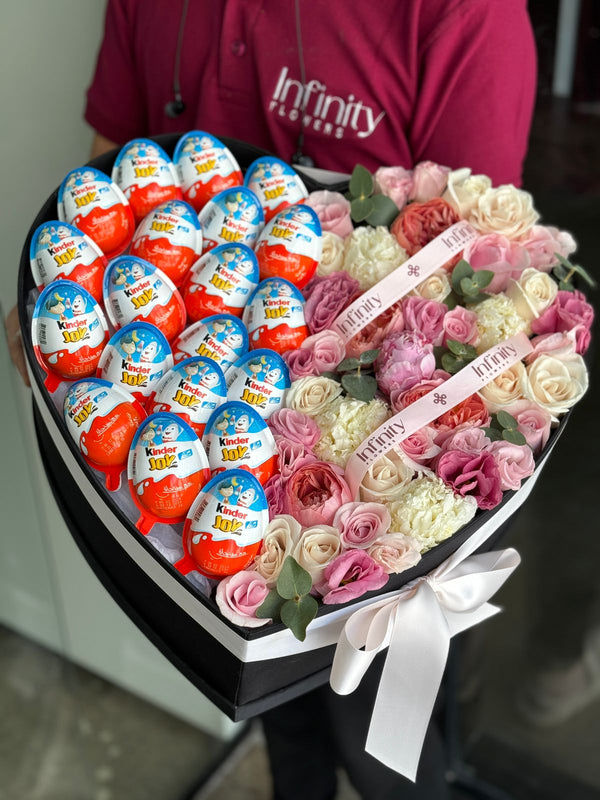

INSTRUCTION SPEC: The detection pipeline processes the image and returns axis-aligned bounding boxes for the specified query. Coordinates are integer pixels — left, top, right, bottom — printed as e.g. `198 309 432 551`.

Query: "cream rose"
479 362 527 412
409 268 451 302
292 525 342 583
359 447 415 503
253 515 302 586
523 353 588 417
367 532 422 574
470 185 540 240
316 231 346 277
442 168 492 217
285 376 343 417
343 226 408 290
505 268 558 329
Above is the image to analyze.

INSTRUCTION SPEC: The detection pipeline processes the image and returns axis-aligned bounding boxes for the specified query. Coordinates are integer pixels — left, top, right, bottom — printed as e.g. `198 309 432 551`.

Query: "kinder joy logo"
268 66 386 140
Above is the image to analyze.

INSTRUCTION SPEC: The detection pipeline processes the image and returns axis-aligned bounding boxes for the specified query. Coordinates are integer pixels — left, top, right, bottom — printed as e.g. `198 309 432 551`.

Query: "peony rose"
216 571 271 627
402 296 447 344
442 306 480 348
303 271 361 334
479 362 527 412
505 268 558 329
431 394 491 444
368 532 422 574
292 524 342 583
504 399 552 455
436 450 503 510
470 185 540 239
443 169 492 218
316 550 389 604
520 225 577 272
523 353 588 416
410 268 451 302
268 408 320 449
285 461 352 526
345 301 404 358
333 501 391 550
410 160 451 203
316 231 346 277
274 436 318 480
343 226 408 290
286 376 343 417
305 190 353 238
263 474 287 518
375 330 436 395
391 197 460 257
464 234 530 293
359 448 415 503
488 441 535 491
374 165 413 209
314 396 390 468
472 293 528 352
530 290 594 354
284 346 316 380
399 426 441 464
253 515 302 586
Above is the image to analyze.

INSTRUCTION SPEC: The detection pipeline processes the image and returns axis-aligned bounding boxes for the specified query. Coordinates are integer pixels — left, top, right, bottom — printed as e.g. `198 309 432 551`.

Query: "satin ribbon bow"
329 544 521 782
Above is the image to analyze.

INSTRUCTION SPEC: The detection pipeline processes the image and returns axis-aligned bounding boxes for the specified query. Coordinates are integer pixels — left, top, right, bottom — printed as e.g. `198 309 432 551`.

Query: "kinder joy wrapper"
243 278 308 353
103 255 187 342
32 280 109 393
225 349 290 420
112 138 182 225
63 378 146 491
176 470 268 578
130 199 203 287
58 167 134 259
197 187 264 254
181 243 259 321
148 356 227 438
128 412 210 535
202 401 277 485
254 203 322 289
172 315 248 371
97 321 173 403
244 157 309 222
174 131 243 213
29 220 107 302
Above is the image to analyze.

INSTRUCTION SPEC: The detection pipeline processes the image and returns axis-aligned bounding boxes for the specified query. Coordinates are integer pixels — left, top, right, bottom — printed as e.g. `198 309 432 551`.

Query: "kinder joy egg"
254 204 322 289
172 315 248 371
202 402 277 484
97 321 173 403
112 138 182 225
225 350 290 420
58 166 134 259
174 131 243 213
31 280 109 393
63 378 146 491
29 220 107 302
128 412 210 534
181 470 268 578
244 157 309 222
148 356 226 438
103 255 186 342
243 278 308 353
198 187 264 254
181 243 259 321
130 199 202 287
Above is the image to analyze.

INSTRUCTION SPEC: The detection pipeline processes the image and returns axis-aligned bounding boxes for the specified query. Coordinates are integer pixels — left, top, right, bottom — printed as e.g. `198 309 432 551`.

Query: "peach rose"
391 197 460 257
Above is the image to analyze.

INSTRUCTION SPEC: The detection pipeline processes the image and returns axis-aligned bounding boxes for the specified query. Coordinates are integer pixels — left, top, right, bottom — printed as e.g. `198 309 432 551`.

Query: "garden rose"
479 362 527 412
463 234 530 293
530 290 594 354
523 353 588 416
504 399 552 455
333 501 391 549
367 532 422 574
391 197 460 257
286 376 343 417
345 301 404 358
443 169 492 217
374 165 413 209
285 461 353 526
317 550 389 604
268 408 320 449
442 306 480 347
470 185 539 239
402 296 447 344
436 450 503 510
216 571 271 628
303 271 360 334
343 226 408 290
488 441 535 491
520 225 577 272
375 330 436 395
305 190 353 238
410 160 451 203
253 515 302 586
292 524 342 583
316 231 346 277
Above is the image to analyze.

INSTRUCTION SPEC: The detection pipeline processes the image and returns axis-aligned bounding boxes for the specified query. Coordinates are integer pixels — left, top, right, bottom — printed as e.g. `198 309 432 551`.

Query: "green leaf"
280 595 319 642
341 372 378 401
559 280 574 292
358 349 380 365
320 371 341 381
482 426 502 442
441 353 462 374
502 428 527 446
463 292 490 306
496 410 518 430
256 589 285 620
460 277 479 297
552 264 569 280
336 357 361 373
276 556 312 600
348 164 374 198
351 196 374 222
443 291 460 311
451 260 474 292
472 270 494 289
446 339 467 356
366 193 399 227
555 253 597 290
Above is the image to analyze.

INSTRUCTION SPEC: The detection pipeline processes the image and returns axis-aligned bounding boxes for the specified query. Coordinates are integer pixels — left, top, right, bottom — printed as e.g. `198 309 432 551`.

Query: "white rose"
343 226 407 290
505 268 558 328
470 185 540 239
253 515 302 586
359 447 415 503
292 525 342 583
442 168 492 217
523 354 588 417
367 532 422 574
409 268 451 302
479 362 527 412
285 376 343 417
316 231 346 277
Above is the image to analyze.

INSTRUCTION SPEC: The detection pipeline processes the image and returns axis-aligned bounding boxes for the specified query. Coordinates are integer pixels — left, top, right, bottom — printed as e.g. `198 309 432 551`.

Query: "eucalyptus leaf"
559 280 574 292
336 357 361 372
570 261 598 289
341 372 378 401
472 270 494 288
446 339 467 356
482 426 502 442
552 264 568 280
459 277 478 297
367 193 400 227
441 353 462 374
351 196 374 223
358 349 380 365
443 291 460 311
321 371 341 381
502 428 527 446
496 410 519 430
280 595 319 642
349 164 374 198
256 589 285 620
276 556 312 600
451 260 474 292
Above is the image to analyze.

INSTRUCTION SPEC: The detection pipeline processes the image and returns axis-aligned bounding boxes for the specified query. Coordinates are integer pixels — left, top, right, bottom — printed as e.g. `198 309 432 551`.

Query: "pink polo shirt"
85 0 536 185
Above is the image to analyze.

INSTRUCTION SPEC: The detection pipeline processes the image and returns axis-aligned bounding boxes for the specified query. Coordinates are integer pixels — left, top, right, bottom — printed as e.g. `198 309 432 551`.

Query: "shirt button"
231 40 246 56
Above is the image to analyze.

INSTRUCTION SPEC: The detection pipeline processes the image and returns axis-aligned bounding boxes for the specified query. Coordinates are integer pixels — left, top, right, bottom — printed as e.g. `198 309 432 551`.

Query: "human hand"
5 304 30 387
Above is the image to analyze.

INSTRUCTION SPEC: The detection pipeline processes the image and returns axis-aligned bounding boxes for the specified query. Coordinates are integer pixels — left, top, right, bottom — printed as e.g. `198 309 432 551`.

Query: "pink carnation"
333 501 391 549
375 330 436 395
520 225 577 272
284 461 353 527
410 160 451 203
303 271 361 334
488 441 535 491
215 571 271 627
305 190 353 239
316 550 389 605
402 296 447 345
436 450 503 510
530 290 594 354
442 306 480 348
374 166 413 210
268 408 321 449
464 234 530 293
503 399 552 455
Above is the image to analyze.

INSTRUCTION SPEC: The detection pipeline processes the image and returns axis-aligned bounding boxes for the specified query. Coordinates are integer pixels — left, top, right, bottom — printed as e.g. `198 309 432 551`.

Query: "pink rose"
431 395 491 445
268 408 321 449
530 290 594 354
333 501 391 549
368 533 422 575
442 306 480 348
437 425 492 457
285 461 353 526
520 225 577 272
345 301 404 358
399 426 441 464
375 330 436 395
274 436 318 480
303 271 361 334
264 474 287 518
526 331 578 364
374 166 413 210
402 296 447 345
464 234 530 293
306 330 346 372
305 190 354 239
285 347 316 380
488 441 535 491
215 570 271 628
391 374 450 413
503 399 552 455
410 161 451 203
316 550 389 604
436 450 503 510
